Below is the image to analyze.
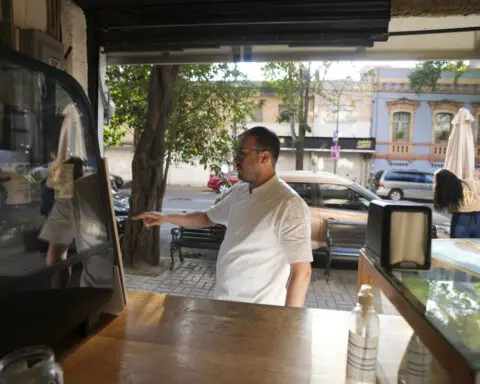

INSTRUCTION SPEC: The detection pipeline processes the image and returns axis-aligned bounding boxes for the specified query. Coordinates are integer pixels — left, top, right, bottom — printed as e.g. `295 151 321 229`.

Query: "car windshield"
351 183 379 202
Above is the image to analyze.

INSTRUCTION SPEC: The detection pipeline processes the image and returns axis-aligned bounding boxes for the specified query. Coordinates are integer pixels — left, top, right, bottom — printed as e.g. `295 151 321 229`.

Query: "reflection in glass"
0 54 113 296
393 240 480 370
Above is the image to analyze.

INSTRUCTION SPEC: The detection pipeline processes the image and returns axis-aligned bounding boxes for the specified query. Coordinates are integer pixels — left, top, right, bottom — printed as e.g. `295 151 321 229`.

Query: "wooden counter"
61 291 412 383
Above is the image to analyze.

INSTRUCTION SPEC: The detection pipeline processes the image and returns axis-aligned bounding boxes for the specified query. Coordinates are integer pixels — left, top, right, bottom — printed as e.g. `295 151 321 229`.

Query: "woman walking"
434 169 480 238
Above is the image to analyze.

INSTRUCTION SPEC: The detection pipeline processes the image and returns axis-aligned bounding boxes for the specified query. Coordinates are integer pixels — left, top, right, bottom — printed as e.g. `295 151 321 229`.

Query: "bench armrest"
171 227 181 240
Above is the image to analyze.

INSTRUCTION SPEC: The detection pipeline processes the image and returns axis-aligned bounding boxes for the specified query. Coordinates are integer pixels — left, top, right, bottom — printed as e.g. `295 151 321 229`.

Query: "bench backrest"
327 220 367 249
180 226 226 242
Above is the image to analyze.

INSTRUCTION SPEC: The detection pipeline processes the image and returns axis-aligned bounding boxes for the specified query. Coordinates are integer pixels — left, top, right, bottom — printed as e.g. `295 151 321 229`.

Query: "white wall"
167 162 211 187
105 146 368 186
105 148 133 181
312 121 371 138
246 122 293 136
61 0 88 92
105 147 213 187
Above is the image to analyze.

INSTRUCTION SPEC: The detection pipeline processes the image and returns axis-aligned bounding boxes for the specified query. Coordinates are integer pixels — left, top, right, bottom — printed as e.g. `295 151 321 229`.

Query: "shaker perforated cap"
358 284 374 308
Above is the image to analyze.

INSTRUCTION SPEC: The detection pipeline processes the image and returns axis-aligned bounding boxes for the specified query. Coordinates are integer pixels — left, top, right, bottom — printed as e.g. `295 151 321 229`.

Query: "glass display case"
0 47 114 357
358 239 480 383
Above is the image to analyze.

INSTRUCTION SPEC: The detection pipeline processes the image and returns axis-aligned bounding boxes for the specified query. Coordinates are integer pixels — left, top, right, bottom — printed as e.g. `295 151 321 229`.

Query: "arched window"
434 112 453 143
392 112 411 142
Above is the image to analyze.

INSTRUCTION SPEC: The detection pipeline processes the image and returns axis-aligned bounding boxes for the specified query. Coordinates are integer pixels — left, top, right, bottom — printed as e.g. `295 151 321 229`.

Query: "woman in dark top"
434 169 480 238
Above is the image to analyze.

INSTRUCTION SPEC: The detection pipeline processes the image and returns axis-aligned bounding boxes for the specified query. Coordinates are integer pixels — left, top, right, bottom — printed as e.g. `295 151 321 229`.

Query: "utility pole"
333 105 340 174
332 79 348 174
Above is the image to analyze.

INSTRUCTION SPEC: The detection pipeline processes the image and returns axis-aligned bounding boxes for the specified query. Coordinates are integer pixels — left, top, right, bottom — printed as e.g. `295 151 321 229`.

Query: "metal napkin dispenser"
365 200 432 270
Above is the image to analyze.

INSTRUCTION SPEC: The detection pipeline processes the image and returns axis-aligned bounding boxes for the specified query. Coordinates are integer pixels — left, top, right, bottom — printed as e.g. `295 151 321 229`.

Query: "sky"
237 60 420 81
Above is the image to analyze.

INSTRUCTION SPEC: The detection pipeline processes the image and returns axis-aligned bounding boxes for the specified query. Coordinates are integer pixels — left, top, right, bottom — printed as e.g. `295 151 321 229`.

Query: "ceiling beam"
74 0 480 17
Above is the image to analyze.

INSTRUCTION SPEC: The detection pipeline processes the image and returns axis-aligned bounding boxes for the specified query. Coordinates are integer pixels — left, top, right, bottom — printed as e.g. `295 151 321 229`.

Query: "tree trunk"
122 65 180 266
133 128 140 149
295 63 311 171
289 115 296 140
295 127 305 170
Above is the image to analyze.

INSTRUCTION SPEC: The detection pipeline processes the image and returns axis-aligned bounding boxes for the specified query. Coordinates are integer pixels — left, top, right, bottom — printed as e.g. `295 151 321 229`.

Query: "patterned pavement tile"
125 257 359 311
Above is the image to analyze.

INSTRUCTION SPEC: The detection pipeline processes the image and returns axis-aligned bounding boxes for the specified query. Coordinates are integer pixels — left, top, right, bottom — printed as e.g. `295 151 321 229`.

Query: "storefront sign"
356 139 374 150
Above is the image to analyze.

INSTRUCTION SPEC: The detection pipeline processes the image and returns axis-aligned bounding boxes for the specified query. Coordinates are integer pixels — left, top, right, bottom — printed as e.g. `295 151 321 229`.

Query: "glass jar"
0 346 63 384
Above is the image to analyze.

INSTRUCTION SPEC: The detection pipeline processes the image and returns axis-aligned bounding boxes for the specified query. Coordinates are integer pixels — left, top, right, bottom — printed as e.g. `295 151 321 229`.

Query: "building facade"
372 67 480 175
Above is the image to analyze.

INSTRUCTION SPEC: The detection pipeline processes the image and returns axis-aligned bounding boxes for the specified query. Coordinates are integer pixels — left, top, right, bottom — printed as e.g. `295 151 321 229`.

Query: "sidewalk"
124 257 358 310
165 185 214 193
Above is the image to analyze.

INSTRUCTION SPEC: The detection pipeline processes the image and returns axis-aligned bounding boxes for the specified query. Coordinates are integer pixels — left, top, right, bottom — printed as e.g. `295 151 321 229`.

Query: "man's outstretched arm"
133 211 214 229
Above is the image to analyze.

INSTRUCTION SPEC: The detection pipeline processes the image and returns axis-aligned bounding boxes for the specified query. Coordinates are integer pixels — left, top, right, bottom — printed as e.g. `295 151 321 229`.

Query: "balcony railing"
388 142 412 154
377 142 480 161
431 144 447 158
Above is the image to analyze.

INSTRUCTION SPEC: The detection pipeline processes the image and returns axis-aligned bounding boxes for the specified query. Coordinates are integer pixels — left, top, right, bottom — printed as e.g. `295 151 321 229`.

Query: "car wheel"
218 183 229 193
388 189 403 201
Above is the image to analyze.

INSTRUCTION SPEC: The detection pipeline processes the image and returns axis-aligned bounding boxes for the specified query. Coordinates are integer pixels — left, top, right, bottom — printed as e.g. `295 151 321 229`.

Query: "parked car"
110 174 124 190
278 171 448 253
374 170 434 201
207 171 239 193
112 190 130 236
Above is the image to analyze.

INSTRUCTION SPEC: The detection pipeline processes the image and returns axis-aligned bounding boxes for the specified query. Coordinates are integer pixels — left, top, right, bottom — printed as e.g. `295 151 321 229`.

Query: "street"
124 186 451 259
159 187 217 252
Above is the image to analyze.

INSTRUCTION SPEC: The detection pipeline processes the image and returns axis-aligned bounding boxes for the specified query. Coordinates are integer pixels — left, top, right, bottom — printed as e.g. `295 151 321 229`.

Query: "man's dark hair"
241 126 280 165
433 169 464 212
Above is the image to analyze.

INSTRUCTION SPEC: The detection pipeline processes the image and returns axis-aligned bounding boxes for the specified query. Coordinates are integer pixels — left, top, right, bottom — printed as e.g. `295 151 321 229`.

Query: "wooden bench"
170 225 226 270
325 220 367 282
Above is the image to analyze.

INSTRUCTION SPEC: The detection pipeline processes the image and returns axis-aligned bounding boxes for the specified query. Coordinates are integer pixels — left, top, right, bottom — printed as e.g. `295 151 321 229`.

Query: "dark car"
110 174 124 190
112 190 130 236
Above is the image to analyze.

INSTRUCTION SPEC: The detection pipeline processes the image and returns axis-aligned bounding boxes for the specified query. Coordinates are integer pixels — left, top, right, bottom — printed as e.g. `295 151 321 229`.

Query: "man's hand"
132 212 168 228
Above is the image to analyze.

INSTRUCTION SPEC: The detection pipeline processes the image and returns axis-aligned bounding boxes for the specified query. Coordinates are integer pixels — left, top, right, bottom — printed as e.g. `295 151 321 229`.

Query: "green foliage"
105 63 260 171
262 62 331 128
408 61 467 93
167 63 260 171
104 65 151 148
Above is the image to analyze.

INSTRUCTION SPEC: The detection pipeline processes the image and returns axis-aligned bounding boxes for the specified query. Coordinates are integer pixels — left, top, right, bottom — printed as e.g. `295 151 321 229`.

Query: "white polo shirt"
206 174 312 306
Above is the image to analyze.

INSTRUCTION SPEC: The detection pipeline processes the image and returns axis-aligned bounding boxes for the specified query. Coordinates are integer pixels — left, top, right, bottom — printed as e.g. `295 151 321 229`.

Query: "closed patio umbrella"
444 107 475 180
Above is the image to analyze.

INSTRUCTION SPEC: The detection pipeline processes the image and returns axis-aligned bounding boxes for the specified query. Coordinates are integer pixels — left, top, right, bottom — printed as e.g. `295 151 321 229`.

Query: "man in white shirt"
134 126 312 307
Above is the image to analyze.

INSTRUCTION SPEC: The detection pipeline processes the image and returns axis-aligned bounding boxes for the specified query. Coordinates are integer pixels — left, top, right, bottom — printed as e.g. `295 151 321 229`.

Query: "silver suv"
375 170 434 201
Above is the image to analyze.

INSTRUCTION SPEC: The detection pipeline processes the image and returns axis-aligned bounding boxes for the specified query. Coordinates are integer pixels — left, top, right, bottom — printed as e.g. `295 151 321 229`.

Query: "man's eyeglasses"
234 148 268 161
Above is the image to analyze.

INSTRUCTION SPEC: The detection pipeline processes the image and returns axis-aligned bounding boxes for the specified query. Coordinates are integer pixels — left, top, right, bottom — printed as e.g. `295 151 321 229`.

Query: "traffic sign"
331 146 340 160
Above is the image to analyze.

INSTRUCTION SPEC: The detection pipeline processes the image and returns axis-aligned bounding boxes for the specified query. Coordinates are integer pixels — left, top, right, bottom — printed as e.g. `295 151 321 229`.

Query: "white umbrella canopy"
444 107 475 180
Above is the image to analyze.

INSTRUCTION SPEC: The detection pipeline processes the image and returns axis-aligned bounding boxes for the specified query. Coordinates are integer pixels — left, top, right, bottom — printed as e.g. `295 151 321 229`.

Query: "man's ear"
260 151 271 164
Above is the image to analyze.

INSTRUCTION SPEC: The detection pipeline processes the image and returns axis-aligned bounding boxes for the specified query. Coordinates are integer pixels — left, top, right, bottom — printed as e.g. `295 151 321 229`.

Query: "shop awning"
74 0 389 61
74 0 480 63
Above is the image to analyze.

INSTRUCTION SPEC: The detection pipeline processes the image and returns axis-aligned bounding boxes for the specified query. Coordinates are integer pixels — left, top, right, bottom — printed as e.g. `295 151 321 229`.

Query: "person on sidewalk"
434 168 480 238
134 126 312 307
